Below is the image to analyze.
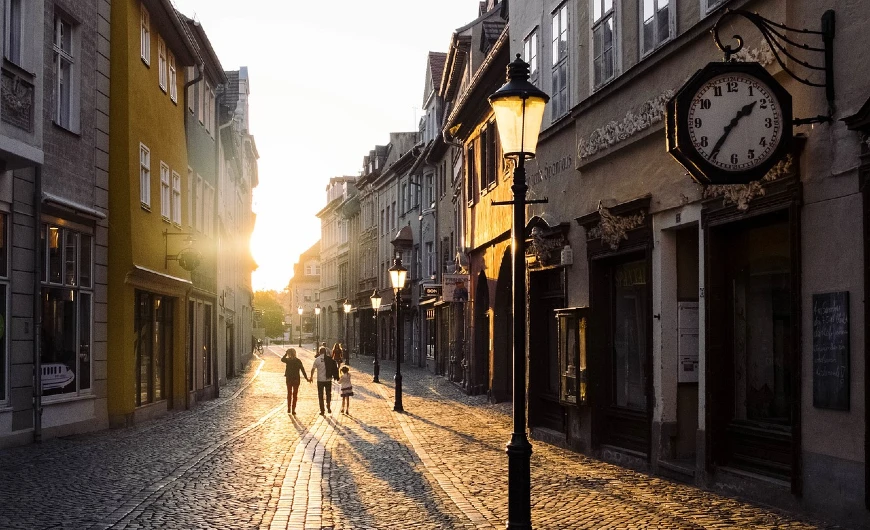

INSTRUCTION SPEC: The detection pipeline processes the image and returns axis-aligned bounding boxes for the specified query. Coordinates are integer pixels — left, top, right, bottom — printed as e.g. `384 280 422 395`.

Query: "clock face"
686 73 783 172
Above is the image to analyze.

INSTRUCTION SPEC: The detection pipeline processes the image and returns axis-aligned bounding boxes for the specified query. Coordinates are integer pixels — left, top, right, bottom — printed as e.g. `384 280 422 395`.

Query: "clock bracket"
712 8 835 124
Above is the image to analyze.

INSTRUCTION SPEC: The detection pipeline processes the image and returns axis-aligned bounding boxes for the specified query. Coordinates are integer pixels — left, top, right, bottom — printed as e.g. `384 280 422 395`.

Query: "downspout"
214 114 234 395
33 164 43 442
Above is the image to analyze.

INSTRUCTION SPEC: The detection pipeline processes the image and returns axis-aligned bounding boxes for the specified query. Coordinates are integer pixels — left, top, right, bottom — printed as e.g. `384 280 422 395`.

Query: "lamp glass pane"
389 268 408 290
491 96 548 156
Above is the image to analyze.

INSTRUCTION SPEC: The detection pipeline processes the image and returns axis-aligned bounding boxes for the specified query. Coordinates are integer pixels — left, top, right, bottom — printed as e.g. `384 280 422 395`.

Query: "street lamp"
281 320 286 345
316 304 323 347
370 289 381 382
389 226 412 413
343 299 352 365
489 54 549 530
297 306 303 347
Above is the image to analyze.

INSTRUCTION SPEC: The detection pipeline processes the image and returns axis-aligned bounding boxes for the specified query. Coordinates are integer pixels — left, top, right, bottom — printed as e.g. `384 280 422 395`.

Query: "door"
528 268 566 432
708 210 796 482
591 252 652 454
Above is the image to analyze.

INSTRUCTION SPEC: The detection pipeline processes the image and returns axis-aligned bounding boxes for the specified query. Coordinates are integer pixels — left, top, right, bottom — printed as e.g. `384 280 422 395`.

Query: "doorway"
528 268 566 433
707 209 798 482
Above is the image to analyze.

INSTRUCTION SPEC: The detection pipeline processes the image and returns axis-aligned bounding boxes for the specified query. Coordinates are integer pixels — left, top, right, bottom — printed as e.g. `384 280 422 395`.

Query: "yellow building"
108 0 198 426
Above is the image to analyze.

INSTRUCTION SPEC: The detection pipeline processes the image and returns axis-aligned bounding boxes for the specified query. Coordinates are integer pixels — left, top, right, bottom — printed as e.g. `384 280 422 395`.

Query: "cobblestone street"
0 345 844 529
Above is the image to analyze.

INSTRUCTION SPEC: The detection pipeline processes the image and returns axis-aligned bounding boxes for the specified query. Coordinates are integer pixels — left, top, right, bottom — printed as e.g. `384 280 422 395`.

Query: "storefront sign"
442 274 469 303
420 284 442 299
812 291 850 410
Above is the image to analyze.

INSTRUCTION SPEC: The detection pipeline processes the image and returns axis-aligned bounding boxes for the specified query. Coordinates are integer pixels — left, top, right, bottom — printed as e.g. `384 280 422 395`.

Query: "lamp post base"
506 433 533 529
373 358 380 383
394 372 403 412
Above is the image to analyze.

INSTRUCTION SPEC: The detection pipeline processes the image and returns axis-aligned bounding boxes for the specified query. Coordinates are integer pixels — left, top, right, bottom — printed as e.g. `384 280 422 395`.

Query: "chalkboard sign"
812 291 850 410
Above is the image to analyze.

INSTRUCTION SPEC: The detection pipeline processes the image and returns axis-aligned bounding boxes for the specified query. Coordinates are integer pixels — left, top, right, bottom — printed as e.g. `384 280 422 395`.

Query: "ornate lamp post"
343 299 352 365
370 289 381 382
297 306 303 347
314 304 321 349
488 54 549 530
388 257 408 413
389 226 413 413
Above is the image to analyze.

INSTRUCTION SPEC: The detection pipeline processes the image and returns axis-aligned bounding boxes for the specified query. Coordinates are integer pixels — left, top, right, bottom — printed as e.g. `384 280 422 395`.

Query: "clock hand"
709 101 758 160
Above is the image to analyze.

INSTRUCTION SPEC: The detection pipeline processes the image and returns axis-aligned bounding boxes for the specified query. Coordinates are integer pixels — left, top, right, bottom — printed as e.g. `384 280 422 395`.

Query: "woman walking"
281 348 309 415
331 342 344 367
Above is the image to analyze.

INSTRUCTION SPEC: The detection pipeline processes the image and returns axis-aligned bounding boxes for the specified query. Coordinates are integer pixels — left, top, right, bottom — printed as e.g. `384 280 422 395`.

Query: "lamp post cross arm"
491 198 548 206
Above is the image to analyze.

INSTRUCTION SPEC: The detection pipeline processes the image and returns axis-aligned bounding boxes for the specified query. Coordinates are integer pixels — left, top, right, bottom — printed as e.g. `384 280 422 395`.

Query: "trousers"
317 381 332 412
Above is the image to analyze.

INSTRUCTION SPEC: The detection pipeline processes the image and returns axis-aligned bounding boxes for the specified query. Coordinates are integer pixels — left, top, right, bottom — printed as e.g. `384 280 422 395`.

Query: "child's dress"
339 372 354 397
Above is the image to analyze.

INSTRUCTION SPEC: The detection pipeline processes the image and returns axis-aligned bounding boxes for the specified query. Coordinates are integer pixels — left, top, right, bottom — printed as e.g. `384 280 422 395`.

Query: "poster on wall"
812 291 850 410
442 274 469 303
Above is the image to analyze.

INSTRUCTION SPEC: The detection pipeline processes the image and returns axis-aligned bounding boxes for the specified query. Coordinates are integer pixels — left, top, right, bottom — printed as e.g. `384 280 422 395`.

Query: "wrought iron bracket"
491 198 549 206
164 230 201 271
712 8 835 120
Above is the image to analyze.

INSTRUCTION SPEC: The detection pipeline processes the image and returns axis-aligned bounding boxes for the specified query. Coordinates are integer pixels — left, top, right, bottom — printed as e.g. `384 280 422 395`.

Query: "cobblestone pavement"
0 345 844 529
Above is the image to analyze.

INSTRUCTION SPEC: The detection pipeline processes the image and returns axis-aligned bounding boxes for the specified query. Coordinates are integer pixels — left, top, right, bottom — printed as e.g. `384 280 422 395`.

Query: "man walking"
310 346 338 414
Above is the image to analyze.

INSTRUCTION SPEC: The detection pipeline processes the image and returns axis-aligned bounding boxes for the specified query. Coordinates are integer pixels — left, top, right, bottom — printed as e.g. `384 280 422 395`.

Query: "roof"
481 19 506 52
178 14 228 85
429 52 447 86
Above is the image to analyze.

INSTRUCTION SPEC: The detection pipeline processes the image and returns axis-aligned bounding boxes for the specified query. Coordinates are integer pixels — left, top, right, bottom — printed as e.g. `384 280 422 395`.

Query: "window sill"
51 121 81 137
141 203 151 211
141 56 150 68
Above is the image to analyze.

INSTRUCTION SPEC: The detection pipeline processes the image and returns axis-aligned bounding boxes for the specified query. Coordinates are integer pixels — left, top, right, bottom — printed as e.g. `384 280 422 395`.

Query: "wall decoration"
701 154 793 210
586 205 646 250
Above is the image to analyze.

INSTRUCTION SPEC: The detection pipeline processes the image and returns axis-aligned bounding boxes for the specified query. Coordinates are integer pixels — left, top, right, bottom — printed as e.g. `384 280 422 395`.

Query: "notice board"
812 291 850 410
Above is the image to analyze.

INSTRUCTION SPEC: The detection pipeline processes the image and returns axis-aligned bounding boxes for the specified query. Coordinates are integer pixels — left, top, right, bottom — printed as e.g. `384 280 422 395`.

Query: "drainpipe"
33 164 43 443
214 112 235 394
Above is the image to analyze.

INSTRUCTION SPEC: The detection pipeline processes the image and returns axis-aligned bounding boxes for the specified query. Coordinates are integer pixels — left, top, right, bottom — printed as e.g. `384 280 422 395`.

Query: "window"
140 3 150 64
187 68 194 113
40 224 93 398
641 0 672 54
187 167 193 227
53 14 77 131
401 183 407 212
480 123 498 189
195 175 203 231
425 242 434 278
160 163 170 220
466 144 476 202
139 144 151 208
135 291 173 405
171 171 181 224
204 183 214 236
592 0 617 88
197 81 204 124
157 36 166 91
551 5 569 118
524 28 539 86
702 0 727 15
425 172 434 208
4 0 22 65
0 214 8 402
168 53 177 102
205 83 214 133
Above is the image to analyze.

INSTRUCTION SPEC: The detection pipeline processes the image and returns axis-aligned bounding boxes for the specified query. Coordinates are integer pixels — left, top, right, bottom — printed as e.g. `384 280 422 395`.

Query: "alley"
0 345 841 529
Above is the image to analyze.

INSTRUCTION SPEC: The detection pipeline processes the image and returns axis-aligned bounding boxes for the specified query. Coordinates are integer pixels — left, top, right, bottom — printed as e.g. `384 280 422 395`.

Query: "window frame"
591 0 618 89
551 4 569 119
3 0 22 66
701 0 727 16
639 0 674 56
157 36 166 91
159 162 170 220
53 12 79 132
171 170 181 225
168 52 177 102
523 27 539 86
139 143 151 209
140 3 150 65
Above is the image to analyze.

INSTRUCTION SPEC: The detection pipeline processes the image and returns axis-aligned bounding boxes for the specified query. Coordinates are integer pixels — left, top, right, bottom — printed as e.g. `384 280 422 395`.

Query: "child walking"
339 366 354 414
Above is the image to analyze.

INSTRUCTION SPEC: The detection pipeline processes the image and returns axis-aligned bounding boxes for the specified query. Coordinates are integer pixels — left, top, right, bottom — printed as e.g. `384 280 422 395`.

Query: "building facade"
0 0 112 448
505 0 868 524
107 0 198 427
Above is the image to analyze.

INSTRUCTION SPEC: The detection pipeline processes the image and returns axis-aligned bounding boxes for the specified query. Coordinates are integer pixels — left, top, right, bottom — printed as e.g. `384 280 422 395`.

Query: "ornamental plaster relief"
576 43 774 164
700 154 794 211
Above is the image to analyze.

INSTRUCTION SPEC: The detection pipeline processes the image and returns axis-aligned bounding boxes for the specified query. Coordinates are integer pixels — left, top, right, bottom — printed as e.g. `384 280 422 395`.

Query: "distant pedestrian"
281 348 309 415
310 346 339 414
331 343 344 366
339 366 354 415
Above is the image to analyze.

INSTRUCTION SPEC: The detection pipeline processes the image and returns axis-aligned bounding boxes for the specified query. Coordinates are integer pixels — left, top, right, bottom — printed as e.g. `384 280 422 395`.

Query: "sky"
170 0 483 292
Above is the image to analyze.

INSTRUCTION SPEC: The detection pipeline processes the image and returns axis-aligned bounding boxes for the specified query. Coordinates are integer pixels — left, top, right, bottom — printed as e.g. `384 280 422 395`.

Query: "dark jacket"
281 356 307 384
324 355 339 381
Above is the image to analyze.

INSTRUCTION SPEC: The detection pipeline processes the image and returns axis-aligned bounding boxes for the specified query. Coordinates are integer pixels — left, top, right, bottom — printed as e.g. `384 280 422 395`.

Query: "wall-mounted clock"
667 62 792 185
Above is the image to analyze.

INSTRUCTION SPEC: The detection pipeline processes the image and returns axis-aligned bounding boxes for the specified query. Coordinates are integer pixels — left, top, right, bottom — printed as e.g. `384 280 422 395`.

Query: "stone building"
286 241 320 345
0 0 112 448
503 0 868 524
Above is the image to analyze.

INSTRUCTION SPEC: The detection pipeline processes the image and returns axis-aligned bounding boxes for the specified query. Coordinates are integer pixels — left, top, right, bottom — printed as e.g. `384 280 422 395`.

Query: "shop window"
40 223 93 397
135 291 173 405
556 307 590 405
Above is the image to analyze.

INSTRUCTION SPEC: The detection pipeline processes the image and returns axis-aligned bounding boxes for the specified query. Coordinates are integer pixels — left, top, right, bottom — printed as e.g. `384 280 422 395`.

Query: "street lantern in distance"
297 306 303 347
488 53 549 530
343 299 352 365
314 304 321 349
370 289 381 382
